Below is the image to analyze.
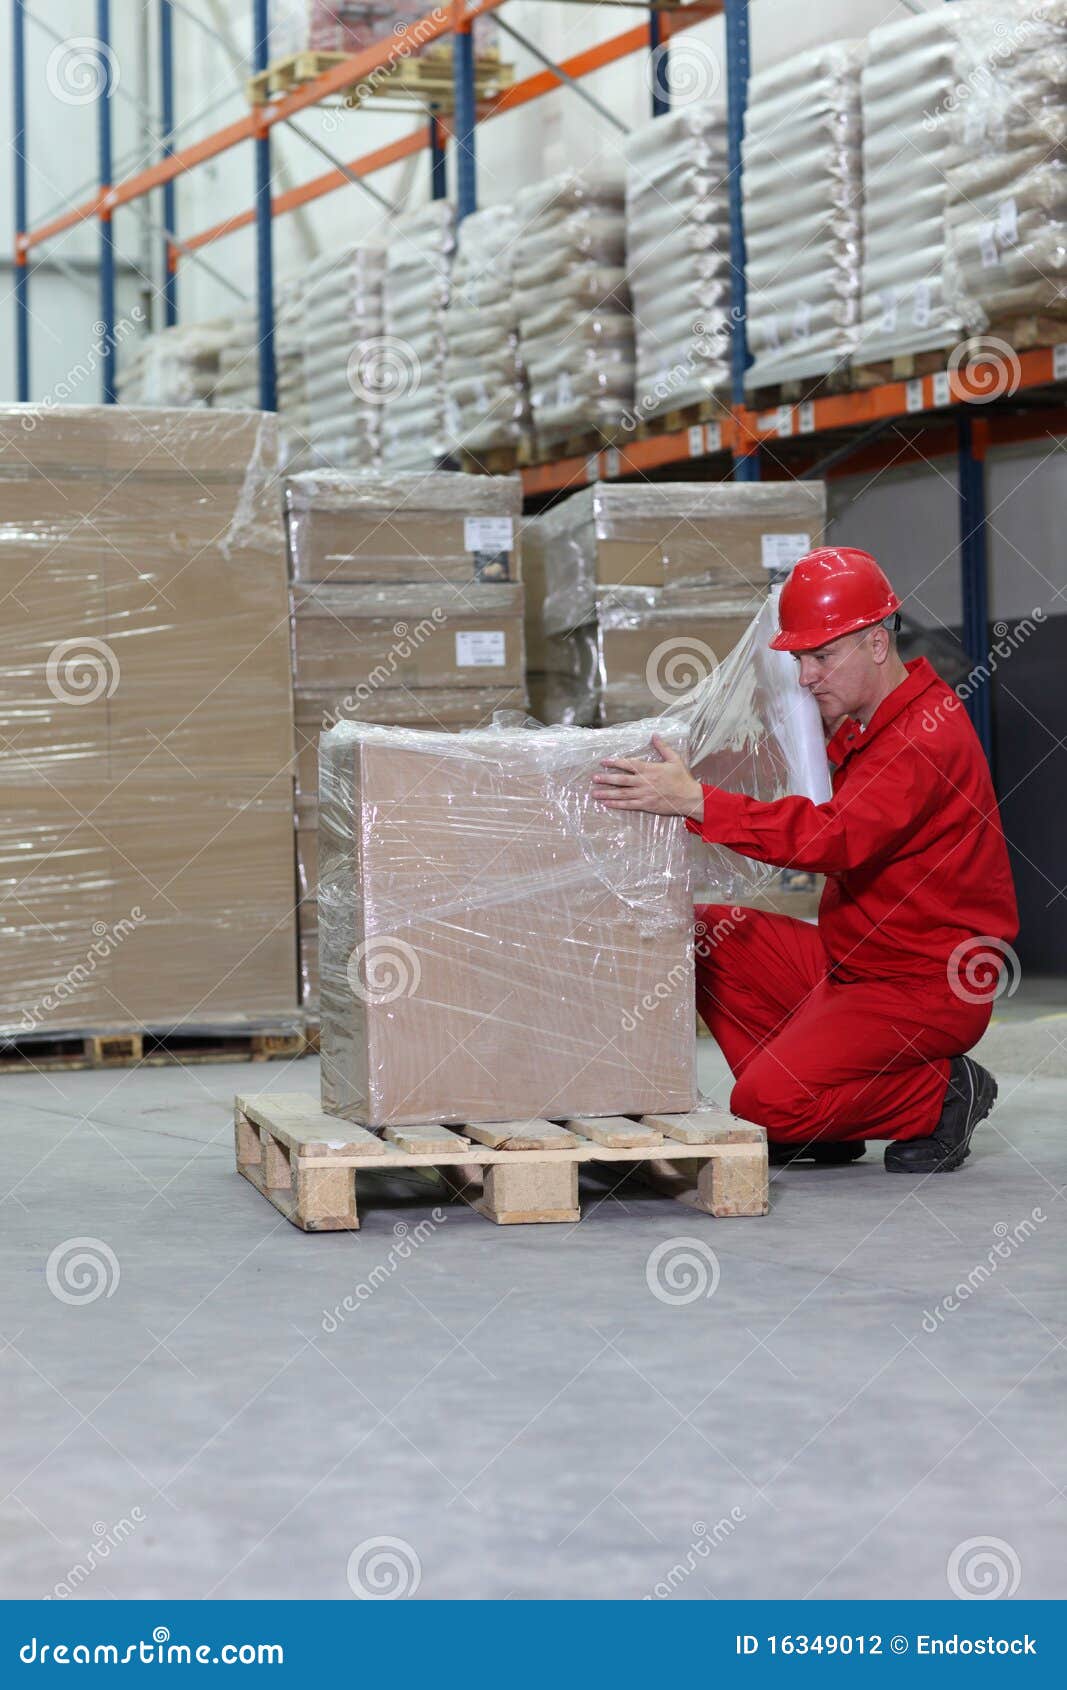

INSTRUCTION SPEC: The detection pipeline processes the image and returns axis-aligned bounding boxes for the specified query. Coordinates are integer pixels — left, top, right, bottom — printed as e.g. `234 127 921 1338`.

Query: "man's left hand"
591 734 705 819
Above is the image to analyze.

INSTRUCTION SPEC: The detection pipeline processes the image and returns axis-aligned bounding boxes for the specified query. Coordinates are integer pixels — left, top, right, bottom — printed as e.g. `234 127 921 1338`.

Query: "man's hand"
591 733 705 819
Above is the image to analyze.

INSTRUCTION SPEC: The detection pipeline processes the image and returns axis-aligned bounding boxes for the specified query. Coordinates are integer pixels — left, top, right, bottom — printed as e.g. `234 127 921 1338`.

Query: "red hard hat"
769 546 902 652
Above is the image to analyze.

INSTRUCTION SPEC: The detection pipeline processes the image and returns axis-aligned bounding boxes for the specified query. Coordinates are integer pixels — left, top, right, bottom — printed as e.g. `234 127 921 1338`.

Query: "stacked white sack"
743 40 866 387
444 203 529 457
116 321 233 407
623 102 731 424
513 165 635 447
855 5 989 363
276 274 310 470
302 243 385 469
380 200 454 470
213 306 259 411
944 0 1067 333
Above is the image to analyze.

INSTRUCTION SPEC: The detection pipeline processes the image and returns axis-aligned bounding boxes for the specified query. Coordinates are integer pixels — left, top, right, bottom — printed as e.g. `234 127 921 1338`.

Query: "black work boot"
769 1141 867 1168
884 1056 998 1174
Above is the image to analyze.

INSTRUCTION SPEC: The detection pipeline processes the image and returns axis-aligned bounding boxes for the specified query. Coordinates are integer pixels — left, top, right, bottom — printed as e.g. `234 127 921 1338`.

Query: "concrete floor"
2 994 1065 1601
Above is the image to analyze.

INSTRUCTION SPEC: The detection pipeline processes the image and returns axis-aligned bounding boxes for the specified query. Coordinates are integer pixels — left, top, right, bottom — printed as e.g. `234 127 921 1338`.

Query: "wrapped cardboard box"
318 719 697 1127
294 684 524 798
291 582 525 693
285 470 522 585
0 405 297 1035
598 591 757 726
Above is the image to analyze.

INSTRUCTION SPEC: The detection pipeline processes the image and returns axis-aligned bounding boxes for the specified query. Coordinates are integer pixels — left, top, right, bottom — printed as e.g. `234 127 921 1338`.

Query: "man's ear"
868 626 890 665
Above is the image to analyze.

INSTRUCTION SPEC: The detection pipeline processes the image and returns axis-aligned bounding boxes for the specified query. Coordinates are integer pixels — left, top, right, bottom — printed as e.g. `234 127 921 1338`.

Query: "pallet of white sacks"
234 1094 769 1232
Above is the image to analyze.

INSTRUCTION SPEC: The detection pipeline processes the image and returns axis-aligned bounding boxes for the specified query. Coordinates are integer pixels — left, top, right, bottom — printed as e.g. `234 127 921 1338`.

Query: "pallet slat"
2 1027 308 1075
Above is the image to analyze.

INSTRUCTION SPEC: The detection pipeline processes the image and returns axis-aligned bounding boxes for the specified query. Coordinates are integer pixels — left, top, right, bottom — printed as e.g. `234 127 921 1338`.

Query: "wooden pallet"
343 45 514 113
634 396 730 442
247 50 349 105
517 425 626 469
459 444 520 476
235 1093 768 1231
747 366 852 411
981 314 1067 353
1 1026 308 1075
850 347 948 391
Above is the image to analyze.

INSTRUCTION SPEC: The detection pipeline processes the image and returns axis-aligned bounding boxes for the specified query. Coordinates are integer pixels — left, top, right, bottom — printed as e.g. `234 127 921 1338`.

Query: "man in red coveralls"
592 547 1019 1174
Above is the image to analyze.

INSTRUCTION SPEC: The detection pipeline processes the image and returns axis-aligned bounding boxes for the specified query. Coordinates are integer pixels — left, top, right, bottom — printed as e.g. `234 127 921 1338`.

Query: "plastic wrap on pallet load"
0 404 298 1036
513 164 635 446
0 777 300 1038
284 469 522 583
536 481 827 636
444 203 531 455
317 716 697 1127
267 0 430 57
277 274 311 470
623 103 732 422
943 0 1067 331
595 586 768 726
661 589 832 903
0 406 293 782
854 5 982 364
743 40 866 387
290 580 526 691
380 201 454 470
300 244 385 470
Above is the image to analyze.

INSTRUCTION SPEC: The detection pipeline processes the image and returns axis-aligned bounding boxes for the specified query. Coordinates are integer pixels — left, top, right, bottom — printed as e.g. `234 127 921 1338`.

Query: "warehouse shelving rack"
11 0 1067 759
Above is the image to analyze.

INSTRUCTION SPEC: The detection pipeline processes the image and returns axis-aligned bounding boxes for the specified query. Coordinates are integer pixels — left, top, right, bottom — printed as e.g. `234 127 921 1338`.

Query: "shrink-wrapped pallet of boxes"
854 5 979 371
513 166 635 453
525 481 827 726
0 407 298 1046
943 0 1067 338
444 203 530 463
743 41 866 390
317 717 697 1127
623 102 732 425
301 244 385 469
380 202 455 470
283 470 527 1013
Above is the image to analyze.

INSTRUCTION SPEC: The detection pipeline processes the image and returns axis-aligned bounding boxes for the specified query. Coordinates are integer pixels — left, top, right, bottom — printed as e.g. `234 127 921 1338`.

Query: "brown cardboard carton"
318 719 697 1127
599 604 756 722
291 583 525 693
285 470 523 584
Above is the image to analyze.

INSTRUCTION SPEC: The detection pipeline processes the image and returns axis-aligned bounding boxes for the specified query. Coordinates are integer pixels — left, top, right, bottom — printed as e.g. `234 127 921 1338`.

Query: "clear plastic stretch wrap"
381 201 454 469
664 590 832 902
212 307 260 411
0 405 298 1036
317 717 697 1127
291 581 526 692
444 203 530 455
856 6 982 362
513 165 635 446
284 469 522 583
536 481 827 637
624 103 732 421
276 274 311 470
943 0 1067 329
743 41 866 386
116 321 233 407
301 244 385 469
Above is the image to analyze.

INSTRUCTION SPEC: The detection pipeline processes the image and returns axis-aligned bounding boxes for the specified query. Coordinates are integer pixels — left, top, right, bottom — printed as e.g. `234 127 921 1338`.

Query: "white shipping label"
464 516 514 553
762 532 811 572
906 378 925 414
1054 343 1067 381
456 630 507 668
798 402 815 434
912 281 932 329
997 197 1018 246
979 223 1000 268
878 290 898 335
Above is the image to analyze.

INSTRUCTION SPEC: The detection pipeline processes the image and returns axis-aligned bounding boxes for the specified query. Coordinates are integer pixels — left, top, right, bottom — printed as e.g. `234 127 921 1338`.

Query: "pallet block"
235 1095 769 1232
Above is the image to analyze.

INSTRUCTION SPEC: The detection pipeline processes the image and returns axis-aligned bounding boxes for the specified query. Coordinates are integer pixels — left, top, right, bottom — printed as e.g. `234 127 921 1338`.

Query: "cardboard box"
318 719 697 1127
598 598 756 723
285 470 523 584
291 583 525 693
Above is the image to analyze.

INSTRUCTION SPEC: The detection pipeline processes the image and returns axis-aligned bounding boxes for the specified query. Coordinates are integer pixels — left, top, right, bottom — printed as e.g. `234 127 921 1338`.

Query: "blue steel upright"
957 413 993 763
725 0 758 479
429 113 447 200
97 0 116 402
649 9 670 117
160 0 178 326
452 22 477 223
253 0 277 411
12 0 29 400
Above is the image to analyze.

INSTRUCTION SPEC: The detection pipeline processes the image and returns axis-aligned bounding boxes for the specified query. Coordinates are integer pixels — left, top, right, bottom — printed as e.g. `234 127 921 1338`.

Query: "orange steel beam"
181 130 429 252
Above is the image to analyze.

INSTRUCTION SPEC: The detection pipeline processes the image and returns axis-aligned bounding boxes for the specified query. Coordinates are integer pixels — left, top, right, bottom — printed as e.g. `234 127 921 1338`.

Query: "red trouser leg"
694 905 989 1144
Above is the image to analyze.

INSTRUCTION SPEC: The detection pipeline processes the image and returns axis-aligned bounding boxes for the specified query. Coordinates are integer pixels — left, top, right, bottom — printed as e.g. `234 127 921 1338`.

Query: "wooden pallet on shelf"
235 1092 768 1231
850 346 949 391
247 50 349 106
0 1025 309 1075
459 444 521 476
517 424 627 469
634 395 730 442
342 45 514 113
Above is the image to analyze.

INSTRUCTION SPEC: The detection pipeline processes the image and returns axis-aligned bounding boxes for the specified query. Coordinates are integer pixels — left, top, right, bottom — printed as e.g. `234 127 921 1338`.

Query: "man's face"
794 628 884 723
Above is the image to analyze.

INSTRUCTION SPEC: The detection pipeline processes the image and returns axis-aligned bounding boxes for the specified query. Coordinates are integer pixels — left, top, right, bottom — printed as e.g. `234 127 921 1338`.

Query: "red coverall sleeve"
684 746 943 874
